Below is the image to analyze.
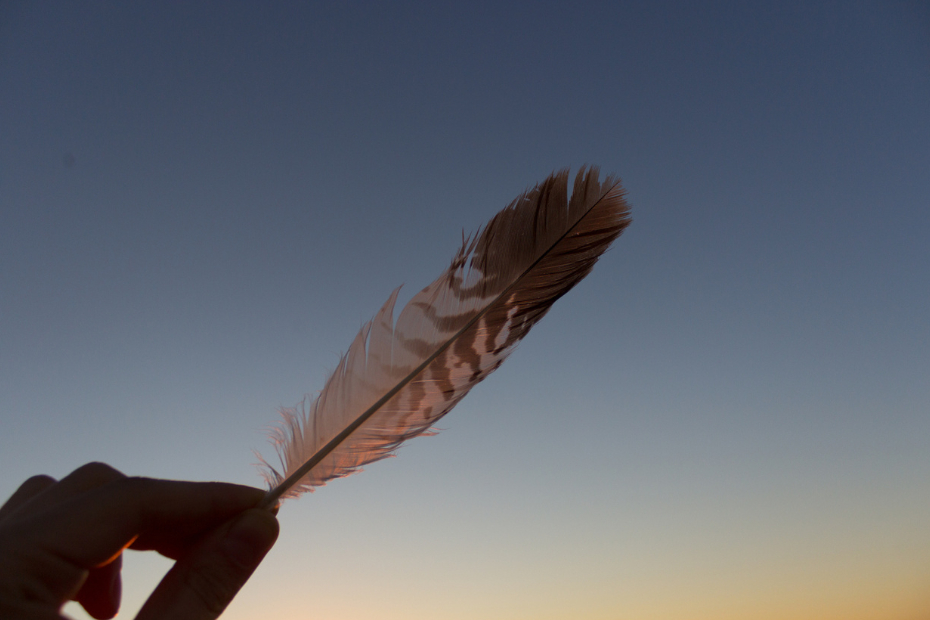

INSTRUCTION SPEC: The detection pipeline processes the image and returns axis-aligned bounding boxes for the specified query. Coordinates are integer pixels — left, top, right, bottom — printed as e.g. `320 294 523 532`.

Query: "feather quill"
259 166 631 507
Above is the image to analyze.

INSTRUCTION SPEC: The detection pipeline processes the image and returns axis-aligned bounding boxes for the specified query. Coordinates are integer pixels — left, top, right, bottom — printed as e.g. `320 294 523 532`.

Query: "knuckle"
70 462 126 484
18 475 56 493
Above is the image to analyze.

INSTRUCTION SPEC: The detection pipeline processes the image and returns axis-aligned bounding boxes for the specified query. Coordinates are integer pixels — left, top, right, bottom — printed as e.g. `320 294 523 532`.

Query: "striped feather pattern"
260 167 631 504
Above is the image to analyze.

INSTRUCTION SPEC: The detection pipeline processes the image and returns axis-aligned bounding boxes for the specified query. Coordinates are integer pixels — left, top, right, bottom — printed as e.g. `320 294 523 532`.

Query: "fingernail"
221 509 279 568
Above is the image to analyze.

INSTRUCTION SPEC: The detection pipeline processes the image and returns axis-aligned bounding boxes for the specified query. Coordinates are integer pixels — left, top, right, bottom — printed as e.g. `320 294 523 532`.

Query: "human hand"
0 462 279 620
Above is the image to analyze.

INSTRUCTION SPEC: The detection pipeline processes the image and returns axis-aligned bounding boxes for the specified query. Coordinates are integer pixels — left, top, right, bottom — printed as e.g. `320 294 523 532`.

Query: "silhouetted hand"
0 462 278 620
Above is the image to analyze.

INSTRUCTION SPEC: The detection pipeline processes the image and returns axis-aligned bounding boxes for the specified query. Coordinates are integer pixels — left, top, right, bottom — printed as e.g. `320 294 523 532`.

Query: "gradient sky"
1 2 928 619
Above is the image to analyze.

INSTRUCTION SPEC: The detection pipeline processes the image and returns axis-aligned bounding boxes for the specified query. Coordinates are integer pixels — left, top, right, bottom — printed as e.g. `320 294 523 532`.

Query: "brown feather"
260 167 631 506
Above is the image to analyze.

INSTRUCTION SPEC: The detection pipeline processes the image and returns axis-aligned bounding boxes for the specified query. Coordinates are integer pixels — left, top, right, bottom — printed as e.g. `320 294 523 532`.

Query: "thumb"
135 509 279 620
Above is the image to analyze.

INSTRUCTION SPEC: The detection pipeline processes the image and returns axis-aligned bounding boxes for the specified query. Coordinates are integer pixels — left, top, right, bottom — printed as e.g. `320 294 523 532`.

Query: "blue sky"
1 2 928 619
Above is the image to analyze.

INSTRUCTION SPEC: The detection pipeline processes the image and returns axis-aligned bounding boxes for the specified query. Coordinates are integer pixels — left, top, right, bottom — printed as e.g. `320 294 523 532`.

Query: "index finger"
10 475 266 568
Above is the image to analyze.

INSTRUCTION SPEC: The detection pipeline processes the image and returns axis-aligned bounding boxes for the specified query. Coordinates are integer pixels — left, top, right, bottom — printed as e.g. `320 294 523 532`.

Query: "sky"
1 2 928 619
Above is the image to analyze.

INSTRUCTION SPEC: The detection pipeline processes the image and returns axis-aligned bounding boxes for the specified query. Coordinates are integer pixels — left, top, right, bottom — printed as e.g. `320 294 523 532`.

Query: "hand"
0 462 279 620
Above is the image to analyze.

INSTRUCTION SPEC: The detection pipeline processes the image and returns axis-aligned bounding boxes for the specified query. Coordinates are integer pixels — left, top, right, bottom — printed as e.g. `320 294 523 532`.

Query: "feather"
259 166 631 507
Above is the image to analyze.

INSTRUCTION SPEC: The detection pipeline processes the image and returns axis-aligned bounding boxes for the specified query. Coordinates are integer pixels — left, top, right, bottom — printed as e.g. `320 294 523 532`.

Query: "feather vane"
260 167 631 506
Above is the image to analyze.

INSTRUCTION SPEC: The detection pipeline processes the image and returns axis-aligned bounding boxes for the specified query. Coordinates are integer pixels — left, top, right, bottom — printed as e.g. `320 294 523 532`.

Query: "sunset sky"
1 2 928 619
